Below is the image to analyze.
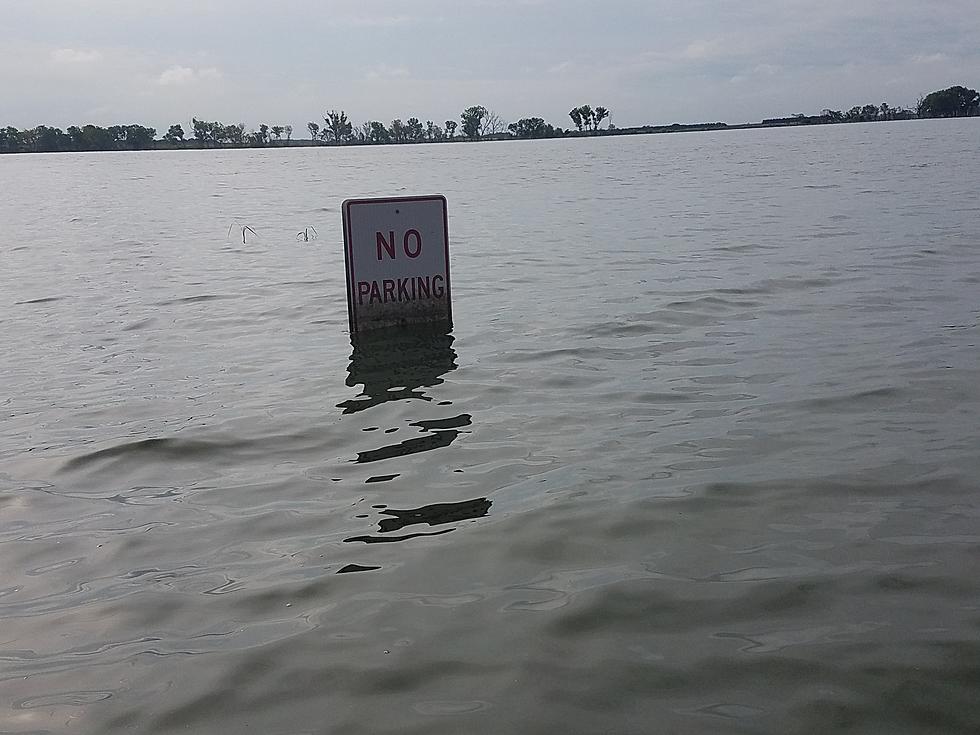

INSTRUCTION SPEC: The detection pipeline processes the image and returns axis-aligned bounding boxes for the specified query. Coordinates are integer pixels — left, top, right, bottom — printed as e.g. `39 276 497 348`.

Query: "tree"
406 117 424 141
284 125 292 141
480 110 505 136
324 109 353 142
271 125 284 140
81 124 114 150
569 107 583 131
444 120 457 139
368 121 391 144
192 118 212 145
258 123 269 143
1 126 25 153
579 105 594 131
594 106 609 130
17 127 38 152
66 125 84 149
1 127 17 152
460 105 487 139
28 125 70 152
508 117 547 138
390 118 407 143
917 85 980 118
307 121 320 141
163 124 184 144
232 124 247 145
514 117 563 138
120 124 155 149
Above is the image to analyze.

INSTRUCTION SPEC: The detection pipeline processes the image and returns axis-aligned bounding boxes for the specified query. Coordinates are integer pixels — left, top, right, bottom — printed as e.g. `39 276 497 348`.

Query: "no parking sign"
342 195 452 333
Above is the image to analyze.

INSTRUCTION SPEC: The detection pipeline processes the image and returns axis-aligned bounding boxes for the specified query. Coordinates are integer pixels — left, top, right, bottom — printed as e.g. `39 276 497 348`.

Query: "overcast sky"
3 0 978 132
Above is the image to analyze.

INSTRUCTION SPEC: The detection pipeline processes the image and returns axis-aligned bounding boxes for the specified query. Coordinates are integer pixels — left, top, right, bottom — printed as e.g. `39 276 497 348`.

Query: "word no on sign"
342 195 452 332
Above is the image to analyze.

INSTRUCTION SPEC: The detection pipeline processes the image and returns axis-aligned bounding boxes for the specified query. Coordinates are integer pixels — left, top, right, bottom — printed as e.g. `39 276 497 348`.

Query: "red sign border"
342 194 452 333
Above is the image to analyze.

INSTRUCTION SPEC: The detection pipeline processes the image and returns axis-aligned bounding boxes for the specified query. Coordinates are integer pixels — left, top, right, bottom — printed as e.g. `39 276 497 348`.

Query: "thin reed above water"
1 119 979 734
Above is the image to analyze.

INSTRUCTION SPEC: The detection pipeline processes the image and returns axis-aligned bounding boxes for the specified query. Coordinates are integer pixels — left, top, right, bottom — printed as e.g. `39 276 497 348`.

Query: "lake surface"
2 119 979 734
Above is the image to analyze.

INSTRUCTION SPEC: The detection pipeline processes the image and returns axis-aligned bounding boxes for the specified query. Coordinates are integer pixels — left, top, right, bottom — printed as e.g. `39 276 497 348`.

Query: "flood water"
2 119 979 734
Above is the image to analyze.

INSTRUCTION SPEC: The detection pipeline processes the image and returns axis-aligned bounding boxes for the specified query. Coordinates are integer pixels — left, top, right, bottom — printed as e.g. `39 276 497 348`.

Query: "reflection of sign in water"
342 195 452 332
337 325 457 414
335 324 489 556
344 498 492 544
354 413 471 463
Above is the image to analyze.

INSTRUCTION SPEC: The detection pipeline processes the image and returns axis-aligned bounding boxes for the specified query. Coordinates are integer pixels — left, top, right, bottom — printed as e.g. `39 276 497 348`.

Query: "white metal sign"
342 195 452 332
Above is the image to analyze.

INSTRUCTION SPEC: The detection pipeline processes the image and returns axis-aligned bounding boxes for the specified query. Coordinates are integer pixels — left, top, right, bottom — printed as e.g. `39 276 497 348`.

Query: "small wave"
577 320 685 338
800 386 903 412
717 276 835 296
153 294 240 306
810 229 860 239
121 317 156 332
277 279 329 287
16 690 113 708
711 243 778 253
15 296 64 305
633 391 694 403
59 436 255 473
663 295 764 310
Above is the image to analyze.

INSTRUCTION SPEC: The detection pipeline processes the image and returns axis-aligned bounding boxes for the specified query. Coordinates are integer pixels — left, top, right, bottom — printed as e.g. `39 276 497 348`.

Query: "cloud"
328 14 413 28
364 64 410 80
682 39 726 61
158 65 222 86
546 60 574 75
911 53 948 65
50 48 103 64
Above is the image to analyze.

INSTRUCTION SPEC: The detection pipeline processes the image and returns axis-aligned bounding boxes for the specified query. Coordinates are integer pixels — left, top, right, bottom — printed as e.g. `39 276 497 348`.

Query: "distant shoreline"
0 116 956 156
3 104 978 156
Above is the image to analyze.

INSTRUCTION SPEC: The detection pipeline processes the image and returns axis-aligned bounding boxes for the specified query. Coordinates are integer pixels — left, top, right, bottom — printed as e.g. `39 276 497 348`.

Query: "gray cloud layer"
3 0 978 130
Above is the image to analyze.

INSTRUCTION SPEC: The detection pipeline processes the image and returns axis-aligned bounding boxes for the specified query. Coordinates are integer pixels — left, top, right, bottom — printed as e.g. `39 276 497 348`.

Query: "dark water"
2 119 979 734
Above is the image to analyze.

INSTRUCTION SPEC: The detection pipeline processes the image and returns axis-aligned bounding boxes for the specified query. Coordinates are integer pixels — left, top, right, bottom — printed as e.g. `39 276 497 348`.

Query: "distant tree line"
2 84 976 155
819 103 917 123
764 85 978 127
304 106 528 144
0 104 592 154
0 124 157 153
181 119 294 147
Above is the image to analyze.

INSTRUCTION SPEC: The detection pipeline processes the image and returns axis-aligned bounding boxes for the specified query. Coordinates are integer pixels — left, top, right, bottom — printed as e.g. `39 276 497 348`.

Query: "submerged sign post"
342 195 452 333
